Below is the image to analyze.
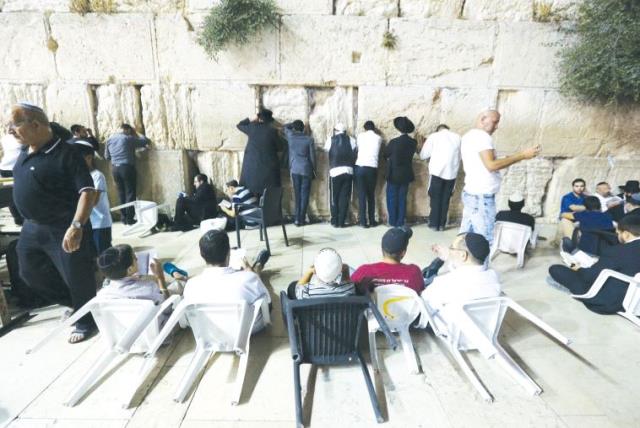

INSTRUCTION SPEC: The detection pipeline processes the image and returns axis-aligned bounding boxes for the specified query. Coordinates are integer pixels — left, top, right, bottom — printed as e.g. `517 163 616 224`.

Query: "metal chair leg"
282 221 289 246
358 354 384 423
263 224 271 254
236 216 242 248
293 362 304 428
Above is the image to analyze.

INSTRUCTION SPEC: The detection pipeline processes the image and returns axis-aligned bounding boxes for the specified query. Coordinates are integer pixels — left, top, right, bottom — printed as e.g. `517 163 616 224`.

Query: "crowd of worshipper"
2 101 639 350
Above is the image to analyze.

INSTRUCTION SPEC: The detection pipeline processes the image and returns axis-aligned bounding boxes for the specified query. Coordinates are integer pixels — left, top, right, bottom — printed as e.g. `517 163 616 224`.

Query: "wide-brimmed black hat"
393 116 415 134
257 108 274 123
619 180 640 193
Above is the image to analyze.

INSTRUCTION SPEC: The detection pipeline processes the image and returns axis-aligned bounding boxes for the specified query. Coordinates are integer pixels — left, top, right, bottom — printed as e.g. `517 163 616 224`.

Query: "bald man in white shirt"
420 124 461 231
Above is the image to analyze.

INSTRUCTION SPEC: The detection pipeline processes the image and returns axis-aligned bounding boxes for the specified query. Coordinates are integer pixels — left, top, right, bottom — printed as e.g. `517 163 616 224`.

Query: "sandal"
68 328 96 344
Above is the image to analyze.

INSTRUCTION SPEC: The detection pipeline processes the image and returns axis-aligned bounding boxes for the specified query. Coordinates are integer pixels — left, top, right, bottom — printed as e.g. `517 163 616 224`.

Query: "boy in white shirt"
184 230 271 333
355 121 382 227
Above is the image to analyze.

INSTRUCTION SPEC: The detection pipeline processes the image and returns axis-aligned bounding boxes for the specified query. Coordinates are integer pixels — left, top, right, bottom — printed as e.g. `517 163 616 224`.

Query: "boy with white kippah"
288 248 355 299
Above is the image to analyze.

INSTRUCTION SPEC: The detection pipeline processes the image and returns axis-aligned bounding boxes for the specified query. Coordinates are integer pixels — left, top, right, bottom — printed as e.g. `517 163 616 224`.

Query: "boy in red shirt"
351 226 424 294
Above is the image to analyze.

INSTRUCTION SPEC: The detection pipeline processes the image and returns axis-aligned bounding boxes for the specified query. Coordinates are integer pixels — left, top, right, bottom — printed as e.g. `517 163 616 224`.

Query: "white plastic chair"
572 269 640 328
490 221 536 268
424 296 571 402
368 284 428 374
110 200 167 236
140 297 270 404
26 295 181 407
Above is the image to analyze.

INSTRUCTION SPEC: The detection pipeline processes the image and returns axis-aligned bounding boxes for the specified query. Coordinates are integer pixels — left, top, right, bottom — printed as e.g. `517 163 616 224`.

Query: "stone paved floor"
1 222 640 428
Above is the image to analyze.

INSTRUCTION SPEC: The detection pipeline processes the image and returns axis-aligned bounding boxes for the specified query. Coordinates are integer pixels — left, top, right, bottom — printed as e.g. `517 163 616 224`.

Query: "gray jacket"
104 132 149 166
284 124 316 177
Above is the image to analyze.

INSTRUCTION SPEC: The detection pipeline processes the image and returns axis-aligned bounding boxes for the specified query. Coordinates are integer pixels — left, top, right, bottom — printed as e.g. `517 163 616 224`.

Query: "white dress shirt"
355 130 382 168
419 129 461 180
325 133 357 177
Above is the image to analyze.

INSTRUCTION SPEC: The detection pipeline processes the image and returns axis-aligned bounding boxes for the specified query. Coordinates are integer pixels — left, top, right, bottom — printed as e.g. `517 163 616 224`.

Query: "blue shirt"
560 192 585 215
90 169 113 229
104 133 149 166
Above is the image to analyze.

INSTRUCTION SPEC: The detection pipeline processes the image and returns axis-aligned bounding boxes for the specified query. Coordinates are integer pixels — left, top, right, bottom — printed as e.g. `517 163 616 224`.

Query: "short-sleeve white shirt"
460 129 502 195
90 169 113 229
184 266 271 331
355 130 382 168
419 129 461 180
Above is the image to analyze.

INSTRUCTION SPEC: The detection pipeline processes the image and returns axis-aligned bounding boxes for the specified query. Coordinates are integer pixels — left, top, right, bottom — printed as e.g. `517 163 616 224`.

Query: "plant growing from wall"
197 0 280 60
559 0 640 105
382 30 397 50
533 1 554 22
69 0 116 15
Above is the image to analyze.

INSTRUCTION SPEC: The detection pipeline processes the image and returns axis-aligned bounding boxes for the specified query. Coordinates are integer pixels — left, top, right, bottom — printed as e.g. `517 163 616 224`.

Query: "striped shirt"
295 277 356 299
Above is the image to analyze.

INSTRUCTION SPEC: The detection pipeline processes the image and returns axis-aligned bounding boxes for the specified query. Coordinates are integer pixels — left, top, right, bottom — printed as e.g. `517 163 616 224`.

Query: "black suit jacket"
187 182 217 219
576 239 640 314
384 134 417 185
237 119 283 194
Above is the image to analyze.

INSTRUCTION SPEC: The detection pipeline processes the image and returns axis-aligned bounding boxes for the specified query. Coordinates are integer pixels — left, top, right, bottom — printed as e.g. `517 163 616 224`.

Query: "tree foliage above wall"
197 0 280 60
559 0 640 105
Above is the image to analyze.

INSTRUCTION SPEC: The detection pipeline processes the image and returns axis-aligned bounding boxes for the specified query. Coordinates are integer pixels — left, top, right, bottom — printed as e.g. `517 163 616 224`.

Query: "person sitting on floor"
218 179 259 230
97 244 170 304
559 178 587 242
351 226 424 294
183 230 271 333
172 173 217 231
495 192 535 231
421 233 501 325
547 215 640 315
287 248 355 299
595 182 623 215
561 196 614 254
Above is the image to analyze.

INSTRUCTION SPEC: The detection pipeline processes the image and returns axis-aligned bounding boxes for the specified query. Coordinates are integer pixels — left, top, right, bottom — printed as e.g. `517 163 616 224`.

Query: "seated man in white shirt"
183 230 271 333
421 233 501 326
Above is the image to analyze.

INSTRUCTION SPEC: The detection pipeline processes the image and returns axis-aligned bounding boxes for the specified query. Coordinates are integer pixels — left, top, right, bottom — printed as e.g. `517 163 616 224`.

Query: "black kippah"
97 248 119 270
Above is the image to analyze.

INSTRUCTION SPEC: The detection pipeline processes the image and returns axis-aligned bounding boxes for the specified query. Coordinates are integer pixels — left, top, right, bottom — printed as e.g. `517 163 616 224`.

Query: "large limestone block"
262 87 309 124
493 22 568 88
193 83 257 151
610 106 640 156
536 91 614 157
155 14 278 83
280 15 387 85
496 158 554 217
0 84 46 127
116 0 184 12
50 13 155 81
462 0 533 21
493 89 545 154
308 87 355 148
400 0 463 18
440 87 498 134
141 84 197 150
277 0 332 14
335 0 398 17
387 19 496 86
95 85 143 141
549 0 579 21
195 150 242 194
2 0 68 11
45 83 94 129
357 86 440 142
136 149 191 205
0 13 56 81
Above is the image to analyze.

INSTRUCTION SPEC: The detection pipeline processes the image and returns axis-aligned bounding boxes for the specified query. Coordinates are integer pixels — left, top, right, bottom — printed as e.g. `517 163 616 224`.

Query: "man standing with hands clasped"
460 110 540 243
10 103 98 343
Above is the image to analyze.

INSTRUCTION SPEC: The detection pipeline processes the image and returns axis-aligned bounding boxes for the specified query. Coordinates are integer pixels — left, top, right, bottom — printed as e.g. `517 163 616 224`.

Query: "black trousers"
17 221 97 331
1 169 24 225
330 173 353 227
428 175 456 229
355 166 377 226
92 227 112 256
112 164 137 223
174 196 203 230
291 173 311 224
548 265 590 295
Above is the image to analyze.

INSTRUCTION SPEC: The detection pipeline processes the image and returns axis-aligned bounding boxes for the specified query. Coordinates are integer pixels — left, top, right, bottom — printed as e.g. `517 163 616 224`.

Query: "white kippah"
509 192 524 203
314 248 343 284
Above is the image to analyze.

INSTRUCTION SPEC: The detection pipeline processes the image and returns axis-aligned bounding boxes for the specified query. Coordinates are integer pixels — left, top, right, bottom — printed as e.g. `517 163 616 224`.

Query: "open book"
218 200 232 209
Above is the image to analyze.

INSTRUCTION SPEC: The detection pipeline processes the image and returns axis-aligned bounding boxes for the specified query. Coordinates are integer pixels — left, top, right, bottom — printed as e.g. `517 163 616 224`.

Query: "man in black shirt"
10 103 97 343
495 193 535 230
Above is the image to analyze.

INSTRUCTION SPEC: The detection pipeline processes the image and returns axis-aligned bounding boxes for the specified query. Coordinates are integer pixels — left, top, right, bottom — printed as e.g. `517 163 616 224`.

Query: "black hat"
257 108 274 123
382 226 413 254
393 116 415 134
464 233 490 264
619 180 640 193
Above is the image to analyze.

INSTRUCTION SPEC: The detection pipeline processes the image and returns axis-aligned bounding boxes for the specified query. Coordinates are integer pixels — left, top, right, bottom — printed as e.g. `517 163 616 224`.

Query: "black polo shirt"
13 138 94 226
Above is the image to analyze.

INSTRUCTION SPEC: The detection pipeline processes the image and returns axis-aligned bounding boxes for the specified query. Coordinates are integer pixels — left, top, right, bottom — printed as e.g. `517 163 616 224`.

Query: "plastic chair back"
445 297 508 352
183 301 255 353
92 299 160 353
372 284 425 331
260 187 284 227
622 273 640 316
135 200 159 227
492 221 531 254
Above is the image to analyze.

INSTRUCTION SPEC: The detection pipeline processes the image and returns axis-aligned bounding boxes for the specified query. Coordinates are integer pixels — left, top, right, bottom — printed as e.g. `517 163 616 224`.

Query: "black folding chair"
280 291 398 427
235 187 289 254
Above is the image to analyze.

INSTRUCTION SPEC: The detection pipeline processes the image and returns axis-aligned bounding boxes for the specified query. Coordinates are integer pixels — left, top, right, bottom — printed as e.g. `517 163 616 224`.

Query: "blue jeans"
459 191 496 243
386 182 409 227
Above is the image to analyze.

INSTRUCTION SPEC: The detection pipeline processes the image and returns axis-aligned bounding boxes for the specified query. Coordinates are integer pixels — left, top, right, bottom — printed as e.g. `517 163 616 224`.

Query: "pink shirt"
351 262 424 294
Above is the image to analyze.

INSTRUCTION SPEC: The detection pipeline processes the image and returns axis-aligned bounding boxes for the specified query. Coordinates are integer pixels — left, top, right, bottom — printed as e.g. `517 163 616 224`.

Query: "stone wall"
1 0 639 223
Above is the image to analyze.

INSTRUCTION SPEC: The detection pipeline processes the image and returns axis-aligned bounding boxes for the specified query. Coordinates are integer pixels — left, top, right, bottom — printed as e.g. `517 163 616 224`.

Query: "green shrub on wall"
197 0 280 60
559 0 640 105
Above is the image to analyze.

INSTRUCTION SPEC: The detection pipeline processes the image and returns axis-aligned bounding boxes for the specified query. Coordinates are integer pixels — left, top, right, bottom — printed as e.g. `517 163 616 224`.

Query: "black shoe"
422 257 445 286
369 221 378 228
253 249 270 269
294 222 302 227
561 237 575 253
438 226 445 231
360 223 369 228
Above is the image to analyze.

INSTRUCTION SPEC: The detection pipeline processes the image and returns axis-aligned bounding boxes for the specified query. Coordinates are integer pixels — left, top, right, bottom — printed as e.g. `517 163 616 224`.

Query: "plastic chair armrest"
572 269 634 299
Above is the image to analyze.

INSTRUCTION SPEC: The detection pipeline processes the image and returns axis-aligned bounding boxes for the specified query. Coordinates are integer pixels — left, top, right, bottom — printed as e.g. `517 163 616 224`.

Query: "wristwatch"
71 220 82 229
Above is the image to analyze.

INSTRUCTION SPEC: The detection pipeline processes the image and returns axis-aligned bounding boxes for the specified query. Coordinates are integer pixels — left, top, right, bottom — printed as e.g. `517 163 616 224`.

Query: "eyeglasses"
6 120 29 130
